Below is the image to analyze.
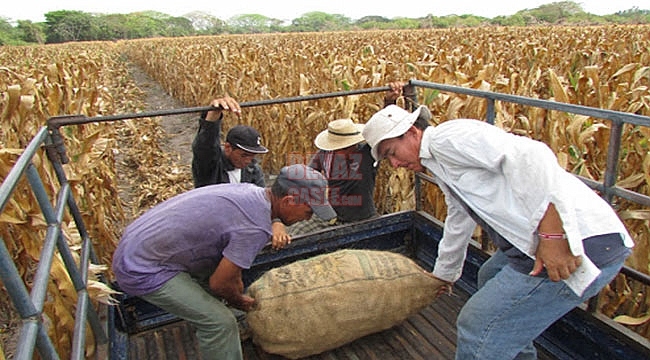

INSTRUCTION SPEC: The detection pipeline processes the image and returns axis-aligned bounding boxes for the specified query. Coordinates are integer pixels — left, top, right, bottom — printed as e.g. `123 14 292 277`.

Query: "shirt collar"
419 126 436 161
221 148 236 171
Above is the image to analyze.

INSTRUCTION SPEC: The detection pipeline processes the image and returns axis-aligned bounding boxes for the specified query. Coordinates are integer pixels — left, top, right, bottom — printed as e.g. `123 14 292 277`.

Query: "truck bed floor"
125 287 555 359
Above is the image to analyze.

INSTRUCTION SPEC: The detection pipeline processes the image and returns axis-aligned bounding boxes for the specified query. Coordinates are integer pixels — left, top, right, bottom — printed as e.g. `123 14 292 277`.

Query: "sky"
1 0 646 23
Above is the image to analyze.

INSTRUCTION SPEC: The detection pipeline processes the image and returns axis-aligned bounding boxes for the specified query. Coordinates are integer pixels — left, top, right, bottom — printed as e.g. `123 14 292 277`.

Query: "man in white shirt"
362 105 633 360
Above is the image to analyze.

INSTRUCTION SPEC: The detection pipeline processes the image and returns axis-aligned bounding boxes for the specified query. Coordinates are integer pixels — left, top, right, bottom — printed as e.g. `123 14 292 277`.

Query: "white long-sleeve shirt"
420 119 633 295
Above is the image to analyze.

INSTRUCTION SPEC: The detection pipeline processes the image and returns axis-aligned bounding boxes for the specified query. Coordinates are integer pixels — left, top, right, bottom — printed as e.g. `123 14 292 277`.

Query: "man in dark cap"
192 95 291 248
192 96 268 188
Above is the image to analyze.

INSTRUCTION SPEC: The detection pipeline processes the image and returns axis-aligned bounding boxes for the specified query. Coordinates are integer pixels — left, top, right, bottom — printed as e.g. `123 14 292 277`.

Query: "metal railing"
0 128 107 359
1 85 395 360
410 79 650 311
2 79 649 358
410 79 650 207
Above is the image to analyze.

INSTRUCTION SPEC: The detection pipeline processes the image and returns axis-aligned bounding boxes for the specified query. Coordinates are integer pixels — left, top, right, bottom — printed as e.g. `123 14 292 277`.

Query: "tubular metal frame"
2 79 649 358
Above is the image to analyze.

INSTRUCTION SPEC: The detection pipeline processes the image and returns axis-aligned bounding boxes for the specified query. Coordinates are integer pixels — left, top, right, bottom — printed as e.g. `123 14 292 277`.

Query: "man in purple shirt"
112 164 335 360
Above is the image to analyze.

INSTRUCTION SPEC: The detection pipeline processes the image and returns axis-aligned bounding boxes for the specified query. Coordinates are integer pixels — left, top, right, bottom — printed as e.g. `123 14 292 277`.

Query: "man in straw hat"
285 117 376 235
285 82 431 235
113 164 336 360
361 105 633 360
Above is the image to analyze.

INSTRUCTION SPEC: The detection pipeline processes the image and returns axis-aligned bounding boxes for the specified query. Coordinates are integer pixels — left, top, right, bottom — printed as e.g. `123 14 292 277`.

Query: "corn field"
1 25 650 357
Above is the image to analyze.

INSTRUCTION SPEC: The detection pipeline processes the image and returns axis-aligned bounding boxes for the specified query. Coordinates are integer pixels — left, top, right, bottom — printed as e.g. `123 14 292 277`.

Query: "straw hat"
314 119 365 151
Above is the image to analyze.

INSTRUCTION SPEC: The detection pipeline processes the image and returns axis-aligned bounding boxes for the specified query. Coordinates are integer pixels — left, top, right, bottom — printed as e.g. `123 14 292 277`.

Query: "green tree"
456 14 488 27
227 14 277 33
491 14 527 26
0 17 20 45
356 16 390 30
184 11 227 34
164 16 194 37
290 12 352 32
607 7 650 24
392 18 421 29
357 16 391 25
45 10 95 43
523 1 584 23
16 20 46 43
94 14 130 40
123 13 166 39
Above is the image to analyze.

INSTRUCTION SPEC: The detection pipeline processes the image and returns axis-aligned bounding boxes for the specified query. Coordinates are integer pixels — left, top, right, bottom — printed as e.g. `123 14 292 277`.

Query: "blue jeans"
140 272 243 360
455 250 625 360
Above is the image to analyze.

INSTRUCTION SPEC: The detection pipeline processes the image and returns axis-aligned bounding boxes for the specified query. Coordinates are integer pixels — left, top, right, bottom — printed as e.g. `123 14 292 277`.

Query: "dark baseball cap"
226 125 269 154
276 164 337 221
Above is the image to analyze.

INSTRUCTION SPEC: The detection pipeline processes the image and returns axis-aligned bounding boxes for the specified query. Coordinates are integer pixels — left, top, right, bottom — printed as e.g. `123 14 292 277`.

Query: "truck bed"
109 211 649 360
122 286 555 360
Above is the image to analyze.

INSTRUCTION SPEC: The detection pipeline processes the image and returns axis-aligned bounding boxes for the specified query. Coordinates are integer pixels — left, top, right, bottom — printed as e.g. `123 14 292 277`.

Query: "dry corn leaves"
1 25 650 352
0 42 147 357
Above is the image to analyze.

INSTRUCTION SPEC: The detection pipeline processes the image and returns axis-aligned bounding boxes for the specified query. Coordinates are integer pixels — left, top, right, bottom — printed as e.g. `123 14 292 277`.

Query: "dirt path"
114 64 196 219
126 64 197 167
0 64 199 360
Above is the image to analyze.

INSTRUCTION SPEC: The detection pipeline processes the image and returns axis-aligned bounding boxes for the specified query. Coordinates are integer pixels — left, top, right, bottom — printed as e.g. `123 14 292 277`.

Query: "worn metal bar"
486 98 496 125
15 318 60 360
414 175 422 212
34 327 61 360
587 120 624 312
71 289 90 360
46 86 391 128
45 147 108 345
610 186 650 208
1 126 106 360
27 166 107 357
0 127 62 360
409 80 650 127
0 236 39 317
29 183 69 310
578 175 650 208
0 127 48 214
72 220 108 358
45 135 102 266
620 265 650 286
14 320 39 360
26 163 106 341
602 121 624 204
25 165 86 291
13 182 68 360
25 163 107 356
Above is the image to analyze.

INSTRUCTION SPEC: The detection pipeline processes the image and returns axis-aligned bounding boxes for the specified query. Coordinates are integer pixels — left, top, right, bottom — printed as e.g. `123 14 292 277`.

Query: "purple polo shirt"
112 183 272 296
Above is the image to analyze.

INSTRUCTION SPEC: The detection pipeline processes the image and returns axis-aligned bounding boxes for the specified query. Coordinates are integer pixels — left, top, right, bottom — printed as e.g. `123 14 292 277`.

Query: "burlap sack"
246 249 445 359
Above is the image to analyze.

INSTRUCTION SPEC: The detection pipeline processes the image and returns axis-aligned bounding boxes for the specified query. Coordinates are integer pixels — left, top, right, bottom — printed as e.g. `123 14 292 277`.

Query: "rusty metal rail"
2 79 650 359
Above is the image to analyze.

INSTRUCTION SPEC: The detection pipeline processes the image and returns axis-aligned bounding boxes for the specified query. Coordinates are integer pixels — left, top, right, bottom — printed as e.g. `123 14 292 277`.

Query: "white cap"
362 105 425 162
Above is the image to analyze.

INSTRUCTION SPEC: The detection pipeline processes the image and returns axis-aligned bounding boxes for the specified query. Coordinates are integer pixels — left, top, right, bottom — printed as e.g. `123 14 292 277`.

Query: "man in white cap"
361 106 633 360
113 164 335 360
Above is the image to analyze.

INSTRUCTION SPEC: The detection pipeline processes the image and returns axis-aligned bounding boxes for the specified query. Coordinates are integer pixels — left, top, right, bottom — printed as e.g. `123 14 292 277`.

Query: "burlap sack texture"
246 249 446 359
